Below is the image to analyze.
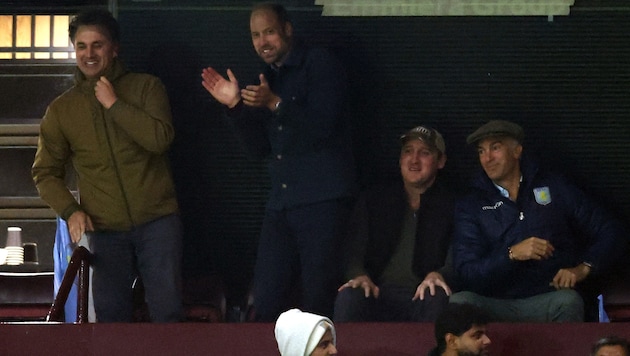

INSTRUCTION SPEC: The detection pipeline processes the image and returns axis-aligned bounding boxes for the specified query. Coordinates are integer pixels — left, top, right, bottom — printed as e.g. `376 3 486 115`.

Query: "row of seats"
1 251 628 323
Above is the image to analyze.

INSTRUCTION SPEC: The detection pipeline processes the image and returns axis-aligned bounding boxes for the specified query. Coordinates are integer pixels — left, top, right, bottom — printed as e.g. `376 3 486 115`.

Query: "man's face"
476 137 522 185
399 140 445 191
451 325 491 356
310 329 337 356
595 345 627 356
73 25 118 80
250 9 292 66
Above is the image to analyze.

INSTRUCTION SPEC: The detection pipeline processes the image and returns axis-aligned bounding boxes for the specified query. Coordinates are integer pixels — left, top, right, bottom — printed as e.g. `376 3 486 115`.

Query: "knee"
448 291 479 305
550 289 584 321
335 287 367 306
419 288 449 305
333 288 371 322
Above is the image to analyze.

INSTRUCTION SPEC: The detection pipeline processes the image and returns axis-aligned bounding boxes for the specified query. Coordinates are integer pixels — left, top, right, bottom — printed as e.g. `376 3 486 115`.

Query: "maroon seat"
133 273 226 322
601 265 630 322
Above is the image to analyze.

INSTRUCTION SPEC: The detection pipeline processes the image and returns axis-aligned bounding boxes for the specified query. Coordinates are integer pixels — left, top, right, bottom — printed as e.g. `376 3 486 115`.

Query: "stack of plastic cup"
5 227 24 265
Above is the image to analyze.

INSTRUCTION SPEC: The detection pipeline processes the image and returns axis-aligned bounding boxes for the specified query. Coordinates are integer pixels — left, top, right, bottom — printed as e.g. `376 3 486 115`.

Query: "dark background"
1 0 629 310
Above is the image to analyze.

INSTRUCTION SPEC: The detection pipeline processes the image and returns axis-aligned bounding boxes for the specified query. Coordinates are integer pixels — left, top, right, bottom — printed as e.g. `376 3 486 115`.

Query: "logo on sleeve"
533 186 551 205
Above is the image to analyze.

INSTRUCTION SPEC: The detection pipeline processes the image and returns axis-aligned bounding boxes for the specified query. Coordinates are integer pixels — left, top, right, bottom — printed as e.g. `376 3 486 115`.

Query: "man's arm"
559 176 628 278
452 200 516 293
104 75 175 154
32 107 79 218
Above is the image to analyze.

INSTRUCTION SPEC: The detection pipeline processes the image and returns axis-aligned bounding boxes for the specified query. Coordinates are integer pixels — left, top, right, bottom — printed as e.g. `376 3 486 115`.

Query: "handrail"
46 246 91 323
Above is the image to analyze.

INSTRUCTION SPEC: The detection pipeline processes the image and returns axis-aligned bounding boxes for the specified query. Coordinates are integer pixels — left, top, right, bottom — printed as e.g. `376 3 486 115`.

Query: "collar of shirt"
493 175 523 198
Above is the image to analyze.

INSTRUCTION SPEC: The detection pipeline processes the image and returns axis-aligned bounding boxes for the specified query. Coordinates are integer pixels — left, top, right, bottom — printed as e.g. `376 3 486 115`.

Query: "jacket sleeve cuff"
61 204 83 221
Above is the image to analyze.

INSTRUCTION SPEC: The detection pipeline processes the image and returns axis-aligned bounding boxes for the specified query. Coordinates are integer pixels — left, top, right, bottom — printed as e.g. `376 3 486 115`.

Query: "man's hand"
551 264 591 289
201 67 241 108
413 271 451 301
337 275 380 298
509 237 555 261
240 74 279 111
95 76 118 109
66 210 94 244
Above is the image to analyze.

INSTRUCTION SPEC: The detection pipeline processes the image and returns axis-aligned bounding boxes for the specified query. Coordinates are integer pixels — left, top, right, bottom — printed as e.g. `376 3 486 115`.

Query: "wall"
1 322 630 355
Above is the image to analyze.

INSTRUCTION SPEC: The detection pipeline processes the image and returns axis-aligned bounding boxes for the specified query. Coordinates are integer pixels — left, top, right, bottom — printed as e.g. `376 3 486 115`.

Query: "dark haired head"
433 303 490 355
591 336 630 356
69 9 120 44
251 2 291 28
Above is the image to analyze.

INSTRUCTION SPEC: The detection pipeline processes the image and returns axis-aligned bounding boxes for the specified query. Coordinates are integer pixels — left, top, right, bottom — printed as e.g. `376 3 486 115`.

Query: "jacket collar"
74 58 128 89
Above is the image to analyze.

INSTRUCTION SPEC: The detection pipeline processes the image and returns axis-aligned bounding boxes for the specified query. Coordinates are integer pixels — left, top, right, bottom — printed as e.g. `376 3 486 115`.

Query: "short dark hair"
251 2 291 28
69 9 120 44
433 303 490 355
591 336 630 356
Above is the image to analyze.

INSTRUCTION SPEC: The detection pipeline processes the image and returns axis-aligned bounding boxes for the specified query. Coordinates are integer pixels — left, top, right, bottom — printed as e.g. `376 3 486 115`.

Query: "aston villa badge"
533 187 551 205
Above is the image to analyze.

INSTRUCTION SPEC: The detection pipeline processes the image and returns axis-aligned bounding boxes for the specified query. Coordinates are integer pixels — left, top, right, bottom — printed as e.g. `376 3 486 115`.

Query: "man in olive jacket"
32 9 182 322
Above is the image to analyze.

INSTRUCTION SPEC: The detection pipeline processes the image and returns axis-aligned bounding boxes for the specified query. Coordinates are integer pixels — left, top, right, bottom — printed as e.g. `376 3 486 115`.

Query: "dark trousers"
334 284 448 322
89 214 183 322
252 199 351 322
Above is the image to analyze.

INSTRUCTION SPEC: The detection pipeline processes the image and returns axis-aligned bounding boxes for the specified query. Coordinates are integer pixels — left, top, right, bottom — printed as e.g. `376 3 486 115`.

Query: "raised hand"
201 67 241 108
95 76 118 109
240 74 279 111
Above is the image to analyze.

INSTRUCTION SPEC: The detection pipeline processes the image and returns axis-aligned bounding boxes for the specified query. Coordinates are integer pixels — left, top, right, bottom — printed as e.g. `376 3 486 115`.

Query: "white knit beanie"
274 308 337 356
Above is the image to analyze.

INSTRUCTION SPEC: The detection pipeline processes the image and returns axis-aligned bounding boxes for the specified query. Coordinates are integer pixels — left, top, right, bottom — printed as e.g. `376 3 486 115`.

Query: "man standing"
201 3 356 321
32 9 183 322
451 120 627 322
428 303 491 356
334 126 456 322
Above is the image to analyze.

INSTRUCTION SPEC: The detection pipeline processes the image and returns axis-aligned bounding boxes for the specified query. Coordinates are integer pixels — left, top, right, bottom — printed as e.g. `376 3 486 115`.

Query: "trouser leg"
334 287 375 322
90 230 135 322
292 200 349 319
253 209 297 322
135 214 184 322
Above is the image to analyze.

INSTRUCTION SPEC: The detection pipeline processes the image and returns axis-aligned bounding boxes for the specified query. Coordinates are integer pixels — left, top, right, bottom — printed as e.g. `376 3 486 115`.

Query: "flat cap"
466 120 524 145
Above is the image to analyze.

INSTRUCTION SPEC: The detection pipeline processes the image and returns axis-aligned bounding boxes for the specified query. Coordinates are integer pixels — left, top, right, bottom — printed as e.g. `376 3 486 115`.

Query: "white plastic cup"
0 248 7 265
6 227 22 247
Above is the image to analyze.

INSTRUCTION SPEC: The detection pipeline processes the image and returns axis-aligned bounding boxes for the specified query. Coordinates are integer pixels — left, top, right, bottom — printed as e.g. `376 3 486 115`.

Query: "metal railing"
45 246 90 323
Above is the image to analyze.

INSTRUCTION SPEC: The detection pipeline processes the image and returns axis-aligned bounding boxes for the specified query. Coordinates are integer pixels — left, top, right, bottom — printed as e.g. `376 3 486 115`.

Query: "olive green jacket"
32 59 178 231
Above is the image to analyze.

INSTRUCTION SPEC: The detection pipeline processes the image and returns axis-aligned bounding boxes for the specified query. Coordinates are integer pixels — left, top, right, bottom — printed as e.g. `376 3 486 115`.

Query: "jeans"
252 199 352 322
449 289 584 322
89 214 183 322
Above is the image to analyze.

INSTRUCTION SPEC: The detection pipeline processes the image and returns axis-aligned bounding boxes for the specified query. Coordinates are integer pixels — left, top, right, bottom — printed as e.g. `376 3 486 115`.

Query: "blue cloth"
53 216 78 322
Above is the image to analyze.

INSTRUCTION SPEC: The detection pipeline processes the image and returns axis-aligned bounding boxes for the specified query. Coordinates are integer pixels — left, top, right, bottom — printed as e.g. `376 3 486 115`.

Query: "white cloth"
274 308 336 356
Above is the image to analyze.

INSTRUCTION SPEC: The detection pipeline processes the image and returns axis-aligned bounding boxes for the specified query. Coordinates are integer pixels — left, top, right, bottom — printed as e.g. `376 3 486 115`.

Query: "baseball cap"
466 120 524 145
400 126 446 155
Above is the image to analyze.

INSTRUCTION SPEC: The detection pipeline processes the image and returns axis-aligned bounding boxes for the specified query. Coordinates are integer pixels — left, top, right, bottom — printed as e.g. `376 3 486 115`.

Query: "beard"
457 349 489 356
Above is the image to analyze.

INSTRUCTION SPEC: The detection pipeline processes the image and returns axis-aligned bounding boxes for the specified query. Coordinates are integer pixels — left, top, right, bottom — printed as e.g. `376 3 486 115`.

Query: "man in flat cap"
334 126 457 322
449 120 627 322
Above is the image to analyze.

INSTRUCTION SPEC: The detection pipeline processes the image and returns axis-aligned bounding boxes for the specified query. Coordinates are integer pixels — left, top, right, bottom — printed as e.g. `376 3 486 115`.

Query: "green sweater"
32 59 178 231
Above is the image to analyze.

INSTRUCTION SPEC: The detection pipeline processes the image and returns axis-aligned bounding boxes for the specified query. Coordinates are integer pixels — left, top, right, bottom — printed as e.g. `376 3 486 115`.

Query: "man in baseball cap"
335 125 457 322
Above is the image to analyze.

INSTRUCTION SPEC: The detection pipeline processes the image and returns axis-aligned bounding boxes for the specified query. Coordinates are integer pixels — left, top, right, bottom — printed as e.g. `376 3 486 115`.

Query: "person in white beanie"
275 308 338 356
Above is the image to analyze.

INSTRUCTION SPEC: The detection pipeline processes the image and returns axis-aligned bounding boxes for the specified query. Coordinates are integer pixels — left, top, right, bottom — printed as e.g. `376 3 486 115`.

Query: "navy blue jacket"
227 41 357 210
453 156 627 299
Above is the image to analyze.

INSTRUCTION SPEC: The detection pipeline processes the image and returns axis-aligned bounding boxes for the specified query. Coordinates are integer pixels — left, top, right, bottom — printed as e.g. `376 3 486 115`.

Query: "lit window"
0 14 74 61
